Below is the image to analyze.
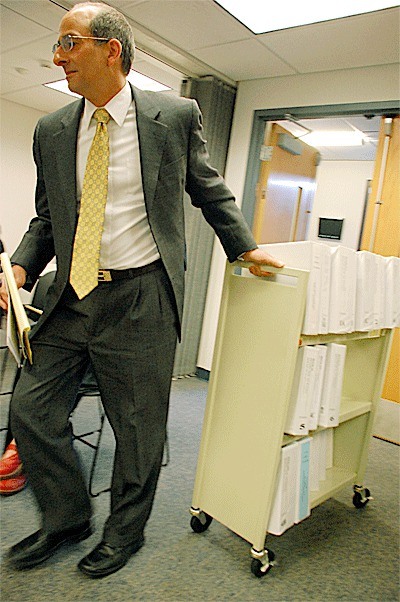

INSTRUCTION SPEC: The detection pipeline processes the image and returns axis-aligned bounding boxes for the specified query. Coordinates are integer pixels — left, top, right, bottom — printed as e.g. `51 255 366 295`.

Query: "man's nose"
53 47 67 66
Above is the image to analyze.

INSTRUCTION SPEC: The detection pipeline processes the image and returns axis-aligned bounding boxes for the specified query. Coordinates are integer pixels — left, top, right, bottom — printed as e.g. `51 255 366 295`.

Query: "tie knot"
93 108 110 125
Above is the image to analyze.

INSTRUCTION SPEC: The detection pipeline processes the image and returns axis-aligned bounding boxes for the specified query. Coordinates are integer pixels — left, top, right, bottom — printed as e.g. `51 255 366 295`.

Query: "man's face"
53 6 110 100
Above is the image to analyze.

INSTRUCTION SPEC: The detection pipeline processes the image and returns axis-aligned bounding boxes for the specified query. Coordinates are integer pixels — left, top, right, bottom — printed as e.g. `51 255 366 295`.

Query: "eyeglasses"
52 35 110 54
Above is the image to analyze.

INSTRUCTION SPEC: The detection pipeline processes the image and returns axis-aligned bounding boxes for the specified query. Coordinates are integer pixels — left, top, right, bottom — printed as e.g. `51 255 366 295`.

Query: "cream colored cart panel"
191 263 309 551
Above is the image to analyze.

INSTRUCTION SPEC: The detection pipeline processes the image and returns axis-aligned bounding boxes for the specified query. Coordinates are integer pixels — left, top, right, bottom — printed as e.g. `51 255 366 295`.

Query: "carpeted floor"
0 366 399 602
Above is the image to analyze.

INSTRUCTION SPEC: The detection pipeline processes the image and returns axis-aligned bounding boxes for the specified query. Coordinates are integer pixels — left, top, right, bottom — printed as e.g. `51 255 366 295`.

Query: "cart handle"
231 260 309 280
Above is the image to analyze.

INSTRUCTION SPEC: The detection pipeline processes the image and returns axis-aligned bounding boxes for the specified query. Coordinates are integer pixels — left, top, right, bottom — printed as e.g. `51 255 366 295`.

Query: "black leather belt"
98 259 162 282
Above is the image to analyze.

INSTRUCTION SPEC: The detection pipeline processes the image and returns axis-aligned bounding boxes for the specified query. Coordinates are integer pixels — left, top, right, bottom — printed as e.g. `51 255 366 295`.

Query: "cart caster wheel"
250 549 275 578
251 557 272 578
353 485 372 508
190 512 213 533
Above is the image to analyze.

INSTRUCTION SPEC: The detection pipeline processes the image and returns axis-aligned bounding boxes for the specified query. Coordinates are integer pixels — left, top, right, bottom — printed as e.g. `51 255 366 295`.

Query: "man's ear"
107 38 123 68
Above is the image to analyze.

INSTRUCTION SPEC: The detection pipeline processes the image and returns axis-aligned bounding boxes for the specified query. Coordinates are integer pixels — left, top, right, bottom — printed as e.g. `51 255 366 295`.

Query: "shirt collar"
81 81 133 130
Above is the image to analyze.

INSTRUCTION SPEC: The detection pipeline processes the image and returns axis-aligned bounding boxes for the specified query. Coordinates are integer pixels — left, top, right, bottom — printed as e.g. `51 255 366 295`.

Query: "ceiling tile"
106 0 150 7
315 144 378 161
1 33 62 89
278 115 382 161
195 39 296 80
0 4 56 53
1 0 64 32
0 69 30 96
120 0 250 51
2 85 73 114
258 8 400 73
134 50 183 91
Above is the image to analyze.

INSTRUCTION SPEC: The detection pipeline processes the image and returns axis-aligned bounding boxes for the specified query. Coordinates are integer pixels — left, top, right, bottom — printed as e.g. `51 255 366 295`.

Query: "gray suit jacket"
12 84 256 338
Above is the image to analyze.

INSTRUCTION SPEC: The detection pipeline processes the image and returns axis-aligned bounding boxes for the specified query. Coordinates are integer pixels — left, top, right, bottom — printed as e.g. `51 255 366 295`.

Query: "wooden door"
361 116 400 405
253 123 319 244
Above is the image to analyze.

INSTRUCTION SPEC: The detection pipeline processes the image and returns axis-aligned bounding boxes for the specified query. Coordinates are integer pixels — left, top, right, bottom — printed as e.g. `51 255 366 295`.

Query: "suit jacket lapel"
53 99 84 229
131 85 168 213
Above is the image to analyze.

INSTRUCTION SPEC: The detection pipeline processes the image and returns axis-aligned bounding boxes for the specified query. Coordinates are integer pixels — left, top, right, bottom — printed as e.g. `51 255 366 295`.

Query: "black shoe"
7 521 92 570
77 537 145 578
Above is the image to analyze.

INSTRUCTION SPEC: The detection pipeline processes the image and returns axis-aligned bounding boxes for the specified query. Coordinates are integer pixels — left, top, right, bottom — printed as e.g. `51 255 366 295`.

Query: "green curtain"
173 76 236 377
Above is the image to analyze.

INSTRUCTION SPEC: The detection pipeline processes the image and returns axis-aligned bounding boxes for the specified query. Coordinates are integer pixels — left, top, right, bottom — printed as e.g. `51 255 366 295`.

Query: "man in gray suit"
0 1 283 578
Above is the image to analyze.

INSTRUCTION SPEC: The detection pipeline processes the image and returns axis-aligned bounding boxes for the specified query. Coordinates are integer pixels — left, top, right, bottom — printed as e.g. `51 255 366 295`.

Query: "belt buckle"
98 269 112 282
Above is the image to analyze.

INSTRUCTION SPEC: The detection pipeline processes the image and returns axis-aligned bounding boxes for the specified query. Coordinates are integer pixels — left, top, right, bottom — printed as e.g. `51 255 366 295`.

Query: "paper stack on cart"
260 241 331 334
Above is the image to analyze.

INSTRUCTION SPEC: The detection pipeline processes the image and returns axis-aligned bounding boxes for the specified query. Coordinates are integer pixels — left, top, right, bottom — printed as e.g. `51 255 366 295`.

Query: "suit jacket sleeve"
185 100 257 262
11 119 56 290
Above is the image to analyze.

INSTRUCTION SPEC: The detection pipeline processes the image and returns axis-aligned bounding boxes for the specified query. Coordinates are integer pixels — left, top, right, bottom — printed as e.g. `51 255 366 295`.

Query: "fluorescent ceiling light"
45 70 171 97
300 131 367 147
45 80 81 97
215 1 397 33
127 71 170 92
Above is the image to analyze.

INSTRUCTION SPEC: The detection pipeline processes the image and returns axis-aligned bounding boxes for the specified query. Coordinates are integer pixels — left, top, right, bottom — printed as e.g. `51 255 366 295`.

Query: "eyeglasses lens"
52 35 73 54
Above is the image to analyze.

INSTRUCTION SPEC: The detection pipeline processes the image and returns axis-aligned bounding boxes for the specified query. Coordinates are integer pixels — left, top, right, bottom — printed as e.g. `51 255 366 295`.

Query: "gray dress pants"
10 264 178 546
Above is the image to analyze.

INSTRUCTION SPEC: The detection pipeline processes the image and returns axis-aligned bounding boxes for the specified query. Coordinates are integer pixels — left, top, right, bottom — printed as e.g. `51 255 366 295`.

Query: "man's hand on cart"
241 248 284 277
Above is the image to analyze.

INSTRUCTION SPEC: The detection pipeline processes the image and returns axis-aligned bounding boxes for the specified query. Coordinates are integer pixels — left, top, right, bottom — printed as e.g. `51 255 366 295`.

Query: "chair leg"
87 402 111 497
71 395 110 497
162 431 170 467
1 366 21 448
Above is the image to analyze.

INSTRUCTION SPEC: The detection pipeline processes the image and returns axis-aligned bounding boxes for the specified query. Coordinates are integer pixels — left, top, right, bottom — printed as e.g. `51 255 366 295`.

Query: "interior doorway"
241 101 398 231
253 121 319 244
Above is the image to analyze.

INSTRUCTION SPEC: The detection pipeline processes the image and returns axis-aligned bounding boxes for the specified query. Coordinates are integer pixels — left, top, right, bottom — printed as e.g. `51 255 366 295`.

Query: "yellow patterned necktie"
70 108 110 299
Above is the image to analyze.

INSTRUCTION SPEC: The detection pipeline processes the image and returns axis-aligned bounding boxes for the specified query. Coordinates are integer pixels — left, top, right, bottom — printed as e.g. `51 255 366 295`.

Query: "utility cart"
189 261 393 577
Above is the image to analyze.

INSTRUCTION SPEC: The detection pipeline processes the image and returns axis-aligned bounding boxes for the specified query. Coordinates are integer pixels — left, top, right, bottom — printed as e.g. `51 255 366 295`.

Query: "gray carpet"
0 367 399 602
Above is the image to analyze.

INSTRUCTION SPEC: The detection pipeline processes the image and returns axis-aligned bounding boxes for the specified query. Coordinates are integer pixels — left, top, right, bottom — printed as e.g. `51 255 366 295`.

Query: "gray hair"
75 2 135 75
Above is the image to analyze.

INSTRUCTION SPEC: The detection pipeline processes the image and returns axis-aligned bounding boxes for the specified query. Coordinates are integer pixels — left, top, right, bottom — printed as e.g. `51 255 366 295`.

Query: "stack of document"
318 343 346 428
259 241 331 334
268 443 296 535
0 252 32 366
284 342 345 435
355 251 385 331
308 345 328 431
284 345 318 436
328 246 357 334
257 242 398 335
383 256 400 329
268 437 312 535
295 437 312 525
309 430 334 491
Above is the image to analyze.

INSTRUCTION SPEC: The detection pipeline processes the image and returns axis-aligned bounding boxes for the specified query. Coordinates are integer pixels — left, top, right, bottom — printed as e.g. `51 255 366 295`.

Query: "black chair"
0 317 16 435
25 270 57 317
0 265 19 433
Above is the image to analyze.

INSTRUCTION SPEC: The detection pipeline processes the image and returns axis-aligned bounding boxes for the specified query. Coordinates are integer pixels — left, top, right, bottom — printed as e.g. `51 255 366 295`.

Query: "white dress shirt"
77 82 160 269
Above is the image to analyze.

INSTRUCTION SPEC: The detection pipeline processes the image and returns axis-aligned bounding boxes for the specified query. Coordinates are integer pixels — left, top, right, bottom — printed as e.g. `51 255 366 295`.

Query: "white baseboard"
373 398 400 445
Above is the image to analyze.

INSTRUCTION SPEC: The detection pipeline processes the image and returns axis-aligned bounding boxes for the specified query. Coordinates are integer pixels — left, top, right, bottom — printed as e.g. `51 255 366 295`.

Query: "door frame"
241 100 400 228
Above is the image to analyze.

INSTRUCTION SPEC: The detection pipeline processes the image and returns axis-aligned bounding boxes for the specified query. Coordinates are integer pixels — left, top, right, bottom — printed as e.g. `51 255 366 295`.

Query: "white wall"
308 160 375 249
197 63 399 371
0 99 46 255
